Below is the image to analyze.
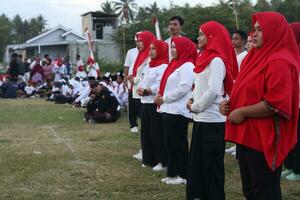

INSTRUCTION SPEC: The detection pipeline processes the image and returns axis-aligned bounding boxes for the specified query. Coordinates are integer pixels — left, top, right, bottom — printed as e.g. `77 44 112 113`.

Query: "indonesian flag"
152 16 162 40
84 27 94 59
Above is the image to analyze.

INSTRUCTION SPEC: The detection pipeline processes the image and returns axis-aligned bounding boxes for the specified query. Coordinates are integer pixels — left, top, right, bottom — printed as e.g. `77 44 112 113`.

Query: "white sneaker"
133 151 142 161
225 145 236 154
166 176 186 185
153 163 166 171
131 126 139 133
141 164 146 168
231 151 236 156
161 177 172 183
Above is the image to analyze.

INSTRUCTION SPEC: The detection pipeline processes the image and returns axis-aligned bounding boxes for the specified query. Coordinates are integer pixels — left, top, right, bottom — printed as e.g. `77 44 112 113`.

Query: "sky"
0 0 250 35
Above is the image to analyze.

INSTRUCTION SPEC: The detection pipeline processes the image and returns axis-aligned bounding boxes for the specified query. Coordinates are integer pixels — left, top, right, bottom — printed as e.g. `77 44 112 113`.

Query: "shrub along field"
0 99 299 200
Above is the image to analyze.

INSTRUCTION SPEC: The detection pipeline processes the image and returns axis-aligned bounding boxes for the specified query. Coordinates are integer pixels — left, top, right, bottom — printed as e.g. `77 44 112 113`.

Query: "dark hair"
169 16 184 26
11 53 18 58
234 30 247 42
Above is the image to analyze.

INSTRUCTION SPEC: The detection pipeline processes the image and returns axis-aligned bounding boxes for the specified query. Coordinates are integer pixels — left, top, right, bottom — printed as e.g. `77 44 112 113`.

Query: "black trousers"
186 122 225 200
162 113 189 179
141 104 167 167
237 145 282 200
84 111 119 123
284 110 300 174
128 92 141 128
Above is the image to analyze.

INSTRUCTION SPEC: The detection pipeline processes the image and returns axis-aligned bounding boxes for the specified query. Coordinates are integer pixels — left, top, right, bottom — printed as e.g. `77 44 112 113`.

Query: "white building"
5 11 121 64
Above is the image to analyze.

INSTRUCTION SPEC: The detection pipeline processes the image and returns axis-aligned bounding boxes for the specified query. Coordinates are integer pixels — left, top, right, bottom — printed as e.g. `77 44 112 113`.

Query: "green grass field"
0 99 299 200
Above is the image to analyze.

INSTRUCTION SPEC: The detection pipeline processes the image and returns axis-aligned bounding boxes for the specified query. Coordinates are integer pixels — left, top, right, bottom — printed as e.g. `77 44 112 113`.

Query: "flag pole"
123 24 126 62
232 0 240 30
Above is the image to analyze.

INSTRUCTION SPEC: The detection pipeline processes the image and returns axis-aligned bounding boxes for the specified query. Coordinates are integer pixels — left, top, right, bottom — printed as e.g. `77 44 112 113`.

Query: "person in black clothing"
7 53 20 81
84 83 120 123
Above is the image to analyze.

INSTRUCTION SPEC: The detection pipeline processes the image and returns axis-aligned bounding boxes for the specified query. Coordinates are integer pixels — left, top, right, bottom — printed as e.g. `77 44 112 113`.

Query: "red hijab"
194 21 238 96
132 31 156 76
159 37 197 96
149 40 169 67
226 12 300 170
290 22 300 53
87 57 96 65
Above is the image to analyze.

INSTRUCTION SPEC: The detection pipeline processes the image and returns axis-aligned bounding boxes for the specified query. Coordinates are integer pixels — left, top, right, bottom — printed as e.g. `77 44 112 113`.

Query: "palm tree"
101 1 115 14
113 0 137 24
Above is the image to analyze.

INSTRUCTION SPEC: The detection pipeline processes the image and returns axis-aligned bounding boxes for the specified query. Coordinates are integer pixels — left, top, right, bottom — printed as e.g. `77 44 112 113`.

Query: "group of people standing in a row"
124 12 300 200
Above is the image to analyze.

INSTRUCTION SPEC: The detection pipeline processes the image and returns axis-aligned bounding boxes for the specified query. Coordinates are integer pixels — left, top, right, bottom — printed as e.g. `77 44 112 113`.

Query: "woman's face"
171 41 178 59
197 28 208 49
149 43 157 59
246 35 254 51
253 21 263 49
137 40 145 52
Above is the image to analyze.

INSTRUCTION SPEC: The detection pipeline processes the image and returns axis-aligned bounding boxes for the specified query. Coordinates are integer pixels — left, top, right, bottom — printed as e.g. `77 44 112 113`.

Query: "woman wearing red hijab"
283 22 300 181
186 21 237 200
222 12 300 199
127 31 156 133
137 40 169 170
246 32 254 52
155 37 196 185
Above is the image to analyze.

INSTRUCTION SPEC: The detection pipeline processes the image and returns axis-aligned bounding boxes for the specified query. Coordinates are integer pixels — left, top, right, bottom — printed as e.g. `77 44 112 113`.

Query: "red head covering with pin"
194 21 238 96
159 37 197 96
149 40 169 67
132 31 156 76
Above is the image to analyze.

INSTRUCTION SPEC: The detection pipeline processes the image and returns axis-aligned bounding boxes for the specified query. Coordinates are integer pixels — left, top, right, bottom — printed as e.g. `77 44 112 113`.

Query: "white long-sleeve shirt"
158 62 194 118
129 58 150 99
237 51 248 71
87 63 99 79
191 57 227 122
53 64 67 81
139 63 168 104
124 48 139 67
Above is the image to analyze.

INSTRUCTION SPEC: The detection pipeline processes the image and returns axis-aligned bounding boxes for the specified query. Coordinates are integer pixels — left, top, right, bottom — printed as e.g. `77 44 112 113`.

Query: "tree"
145 2 160 16
277 0 300 22
255 0 272 11
0 14 13 60
101 1 115 14
113 0 137 24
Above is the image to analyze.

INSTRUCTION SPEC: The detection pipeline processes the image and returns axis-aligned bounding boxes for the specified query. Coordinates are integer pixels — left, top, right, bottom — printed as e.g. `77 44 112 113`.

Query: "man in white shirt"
225 30 248 156
232 30 248 71
124 35 139 134
165 16 184 62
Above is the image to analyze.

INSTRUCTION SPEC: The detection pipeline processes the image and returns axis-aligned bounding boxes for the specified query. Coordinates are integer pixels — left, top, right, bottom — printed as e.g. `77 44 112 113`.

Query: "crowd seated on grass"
0 53 127 124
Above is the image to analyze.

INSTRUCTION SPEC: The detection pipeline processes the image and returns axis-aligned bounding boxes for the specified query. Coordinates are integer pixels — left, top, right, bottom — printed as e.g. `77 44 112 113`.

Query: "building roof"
26 25 86 44
81 11 118 18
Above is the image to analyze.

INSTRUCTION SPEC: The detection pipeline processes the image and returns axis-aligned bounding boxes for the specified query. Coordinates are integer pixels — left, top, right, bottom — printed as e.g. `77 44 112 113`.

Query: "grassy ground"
0 99 299 200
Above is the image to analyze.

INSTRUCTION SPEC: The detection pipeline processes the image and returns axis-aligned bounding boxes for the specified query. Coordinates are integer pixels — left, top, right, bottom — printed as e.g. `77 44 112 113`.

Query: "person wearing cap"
84 82 120 123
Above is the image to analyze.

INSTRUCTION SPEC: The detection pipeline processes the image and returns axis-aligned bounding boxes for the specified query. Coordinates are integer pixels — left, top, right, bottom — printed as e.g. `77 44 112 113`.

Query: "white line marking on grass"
41 126 94 168
41 126 75 154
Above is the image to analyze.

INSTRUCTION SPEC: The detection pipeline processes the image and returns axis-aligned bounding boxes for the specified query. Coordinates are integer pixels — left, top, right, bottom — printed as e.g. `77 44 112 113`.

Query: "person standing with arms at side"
232 30 248 71
124 33 139 133
128 31 156 160
221 12 300 200
137 40 169 170
186 21 237 200
282 22 300 181
155 37 196 185
165 16 184 62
